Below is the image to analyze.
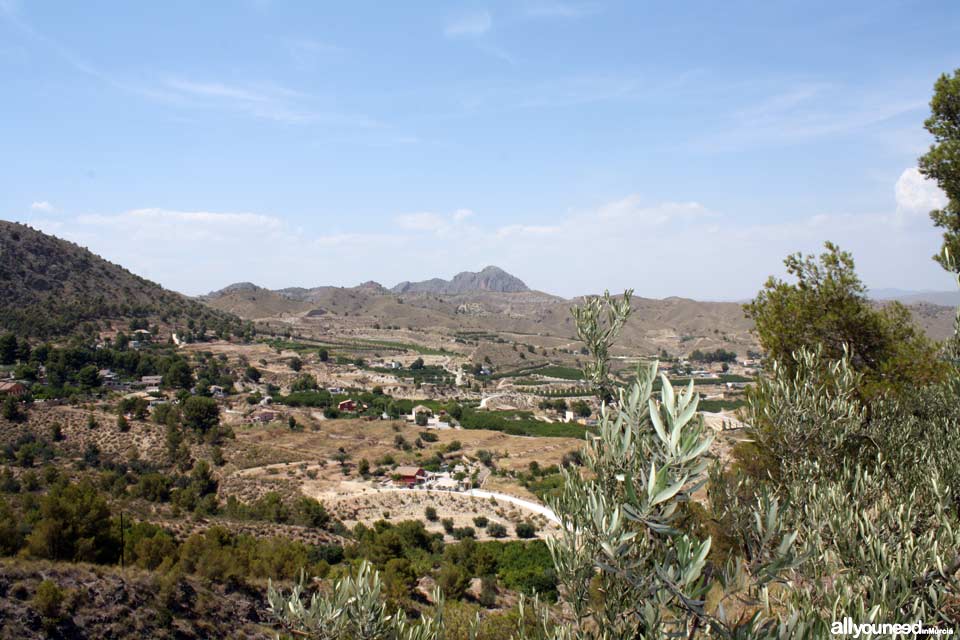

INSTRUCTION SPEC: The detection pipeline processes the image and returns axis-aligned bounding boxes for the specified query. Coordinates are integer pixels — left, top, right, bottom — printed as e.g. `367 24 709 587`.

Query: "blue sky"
2 0 958 299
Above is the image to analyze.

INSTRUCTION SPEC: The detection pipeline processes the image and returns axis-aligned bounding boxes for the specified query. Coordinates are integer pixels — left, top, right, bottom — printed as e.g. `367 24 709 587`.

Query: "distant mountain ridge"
391 266 529 295
204 266 530 300
869 288 960 307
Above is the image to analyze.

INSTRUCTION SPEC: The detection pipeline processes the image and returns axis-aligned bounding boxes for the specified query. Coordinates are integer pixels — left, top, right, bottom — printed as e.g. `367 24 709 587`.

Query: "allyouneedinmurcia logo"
830 618 955 637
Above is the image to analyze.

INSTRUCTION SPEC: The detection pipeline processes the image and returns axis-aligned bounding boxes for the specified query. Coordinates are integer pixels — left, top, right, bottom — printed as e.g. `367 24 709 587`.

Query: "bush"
514 522 536 539
27 480 118 563
33 579 64 622
486 523 507 538
424 506 438 522
1 396 23 421
436 562 469 599
451 527 475 540
473 516 489 528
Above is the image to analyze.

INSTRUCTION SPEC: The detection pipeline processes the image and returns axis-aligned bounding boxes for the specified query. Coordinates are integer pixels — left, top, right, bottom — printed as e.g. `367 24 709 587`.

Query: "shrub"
33 579 64 622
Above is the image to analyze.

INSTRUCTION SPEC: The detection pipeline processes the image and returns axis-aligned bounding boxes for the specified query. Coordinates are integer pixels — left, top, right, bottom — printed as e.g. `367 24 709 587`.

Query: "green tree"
919 68 960 274
163 360 194 390
744 242 945 396
0 333 17 365
77 365 101 389
181 395 220 435
27 480 118 563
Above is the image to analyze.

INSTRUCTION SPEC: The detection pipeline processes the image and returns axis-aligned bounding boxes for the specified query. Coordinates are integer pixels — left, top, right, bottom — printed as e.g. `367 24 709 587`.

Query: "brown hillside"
0 220 244 338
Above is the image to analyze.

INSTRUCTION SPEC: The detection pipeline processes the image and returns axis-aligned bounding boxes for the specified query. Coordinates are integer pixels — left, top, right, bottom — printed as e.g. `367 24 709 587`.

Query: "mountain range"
868 288 960 307
3 220 956 350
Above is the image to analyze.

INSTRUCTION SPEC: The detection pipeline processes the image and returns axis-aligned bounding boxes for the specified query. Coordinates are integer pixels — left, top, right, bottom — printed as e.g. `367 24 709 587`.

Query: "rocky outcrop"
391 266 529 295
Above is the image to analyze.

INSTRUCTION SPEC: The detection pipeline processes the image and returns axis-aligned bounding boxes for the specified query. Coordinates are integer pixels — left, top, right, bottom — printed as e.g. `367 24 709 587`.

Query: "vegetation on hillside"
0 221 250 340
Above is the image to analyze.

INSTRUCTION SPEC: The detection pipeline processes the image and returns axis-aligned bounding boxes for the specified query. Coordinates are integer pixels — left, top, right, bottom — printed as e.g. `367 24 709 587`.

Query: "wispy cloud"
0 8 380 128
444 10 493 37
30 201 56 213
442 9 516 62
695 82 926 151
396 208 477 235
159 77 381 126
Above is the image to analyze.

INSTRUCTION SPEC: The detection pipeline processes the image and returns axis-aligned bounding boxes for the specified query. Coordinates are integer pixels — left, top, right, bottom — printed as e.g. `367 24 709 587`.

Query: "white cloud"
444 10 493 37
495 224 561 238
452 208 474 222
395 209 477 235
76 208 284 231
594 196 714 225
895 167 947 220
30 200 56 213
13 165 953 299
396 212 447 231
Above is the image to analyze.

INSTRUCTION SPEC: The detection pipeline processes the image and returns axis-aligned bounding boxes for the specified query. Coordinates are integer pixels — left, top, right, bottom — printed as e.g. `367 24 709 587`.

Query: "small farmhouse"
393 466 427 487
0 381 28 397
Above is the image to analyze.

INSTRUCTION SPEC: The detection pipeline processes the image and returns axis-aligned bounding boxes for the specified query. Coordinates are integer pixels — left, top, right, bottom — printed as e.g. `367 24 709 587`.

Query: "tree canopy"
919 68 960 274
744 242 945 396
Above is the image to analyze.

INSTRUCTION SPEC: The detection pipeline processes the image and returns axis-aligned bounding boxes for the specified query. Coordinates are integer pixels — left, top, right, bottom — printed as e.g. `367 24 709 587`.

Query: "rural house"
393 466 427 487
0 381 28 398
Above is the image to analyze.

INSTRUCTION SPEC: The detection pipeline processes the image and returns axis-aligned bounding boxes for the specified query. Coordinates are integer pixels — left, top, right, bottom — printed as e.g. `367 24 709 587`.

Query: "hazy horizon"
3 1 959 299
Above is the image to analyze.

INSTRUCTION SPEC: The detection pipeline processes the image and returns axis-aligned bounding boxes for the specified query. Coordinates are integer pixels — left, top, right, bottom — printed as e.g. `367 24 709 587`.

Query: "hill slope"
0 220 243 338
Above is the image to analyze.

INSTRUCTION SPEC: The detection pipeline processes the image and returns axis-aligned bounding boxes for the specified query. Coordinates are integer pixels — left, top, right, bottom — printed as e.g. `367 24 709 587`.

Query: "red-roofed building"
0 381 28 398
393 466 427 487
